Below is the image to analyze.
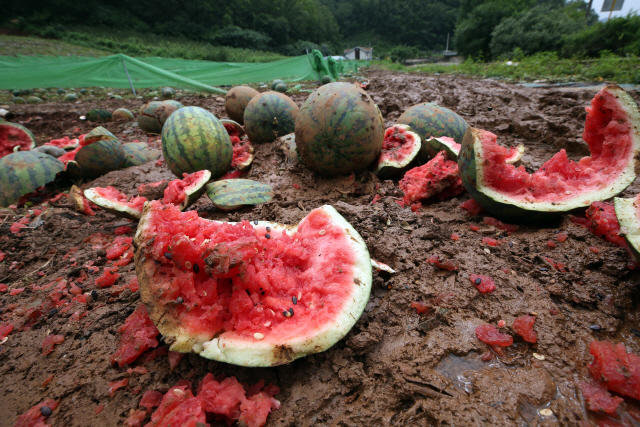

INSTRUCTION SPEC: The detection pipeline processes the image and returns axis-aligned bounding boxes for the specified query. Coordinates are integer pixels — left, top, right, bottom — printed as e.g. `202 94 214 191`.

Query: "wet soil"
2 68 640 426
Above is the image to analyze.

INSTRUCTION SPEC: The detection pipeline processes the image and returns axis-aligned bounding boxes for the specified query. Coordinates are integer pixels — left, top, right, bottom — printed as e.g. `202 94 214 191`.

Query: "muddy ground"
2 69 640 426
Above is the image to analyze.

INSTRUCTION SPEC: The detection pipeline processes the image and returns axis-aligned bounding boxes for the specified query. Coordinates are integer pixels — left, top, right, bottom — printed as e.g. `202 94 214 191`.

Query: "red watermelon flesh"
573 201 628 248
13 398 59 427
231 136 253 170
481 89 635 204
162 171 209 206
94 187 147 215
588 340 640 400
579 381 623 415
197 374 246 420
439 136 461 152
223 123 243 139
140 201 358 343
0 123 35 158
512 315 537 343
110 304 159 367
58 146 81 165
475 324 513 347
44 136 79 150
380 125 419 163
147 386 206 427
400 151 464 204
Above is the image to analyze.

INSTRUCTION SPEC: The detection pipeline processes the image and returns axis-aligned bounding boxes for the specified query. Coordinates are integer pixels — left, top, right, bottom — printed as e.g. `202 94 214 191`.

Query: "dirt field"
2 68 640 426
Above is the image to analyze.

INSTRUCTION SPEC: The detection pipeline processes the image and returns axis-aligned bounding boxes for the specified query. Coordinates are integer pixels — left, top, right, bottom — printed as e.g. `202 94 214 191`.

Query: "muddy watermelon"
0 122 36 159
0 151 64 207
122 143 161 168
225 86 259 125
397 103 469 162
112 108 134 121
161 106 233 178
138 100 184 134
74 139 125 179
459 85 640 222
162 87 176 99
374 124 421 178
205 179 273 211
134 201 372 367
295 82 384 176
244 92 299 143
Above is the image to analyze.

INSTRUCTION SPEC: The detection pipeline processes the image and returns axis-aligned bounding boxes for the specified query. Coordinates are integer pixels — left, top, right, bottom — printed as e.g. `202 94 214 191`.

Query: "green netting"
0 53 369 93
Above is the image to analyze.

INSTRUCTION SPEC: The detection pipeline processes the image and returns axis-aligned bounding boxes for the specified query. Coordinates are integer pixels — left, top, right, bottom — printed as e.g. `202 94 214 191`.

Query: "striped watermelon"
83 126 118 145
122 143 161 168
205 179 273 210
0 151 64 207
244 92 299 143
0 122 36 159
162 87 176 99
113 108 135 121
225 86 259 125
138 101 184 134
161 106 233 178
85 109 112 122
66 139 125 179
397 103 469 162
295 82 384 176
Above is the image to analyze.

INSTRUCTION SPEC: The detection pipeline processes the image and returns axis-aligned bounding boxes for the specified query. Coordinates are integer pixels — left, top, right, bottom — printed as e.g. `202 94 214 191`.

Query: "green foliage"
209 27 272 51
389 46 421 63
562 15 640 58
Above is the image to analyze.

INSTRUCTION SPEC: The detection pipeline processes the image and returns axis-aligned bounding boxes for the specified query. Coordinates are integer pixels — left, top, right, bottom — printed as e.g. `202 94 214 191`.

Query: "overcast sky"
594 0 639 20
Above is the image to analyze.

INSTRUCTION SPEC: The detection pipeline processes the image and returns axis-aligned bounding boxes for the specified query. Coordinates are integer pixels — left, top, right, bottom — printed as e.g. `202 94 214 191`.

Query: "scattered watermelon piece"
0 322 14 340
579 381 623 415
124 409 147 427
427 255 458 271
400 151 464 204
451 233 460 241
95 267 120 288
574 202 627 248
45 136 79 150
238 391 281 427
106 237 133 260
147 385 206 427
168 351 183 370
411 301 430 315
140 390 164 413
460 199 485 216
108 378 129 398
482 237 501 247
110 304 159 367
483 216 518 232
41 334 64 355
476 324 513 347
588 340 640 400
198 374 246 420
470 274 495 293
512 315 537 343
115 226 134 235
13 399 59 427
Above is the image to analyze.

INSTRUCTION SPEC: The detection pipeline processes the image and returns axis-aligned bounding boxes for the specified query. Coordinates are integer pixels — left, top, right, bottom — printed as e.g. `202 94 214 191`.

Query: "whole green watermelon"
295 82 384 176
397 103 468 162
86 109 112 122
162 106 232 178
74 139 125 179
244 92 299 143
0 151 64 207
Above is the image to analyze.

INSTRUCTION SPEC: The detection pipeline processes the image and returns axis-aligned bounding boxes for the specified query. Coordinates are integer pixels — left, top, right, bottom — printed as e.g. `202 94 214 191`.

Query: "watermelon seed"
176 297 184 304
254 333 264 340
193 264 199 273
184 261 192 270
254 220 258 225
474 278 482 286
164 252 172 259
246 289 251 296
292 296 297 304
266 226 271 232
48 308 58 317
283 310 292 318
40 406 52 417
261 291 265 295
590 325 601 331
319 229 326 236
91 290 98 300
289 307 294 316
265 234 271 239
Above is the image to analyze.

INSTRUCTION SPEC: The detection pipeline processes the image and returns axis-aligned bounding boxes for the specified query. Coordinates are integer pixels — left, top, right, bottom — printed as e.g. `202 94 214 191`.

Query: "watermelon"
68 185 96 216
84 187 147 220
321 75 332 85
83 126 117 146
423 136 524 164
244 92 299 144
33 145 66 158
271 80 284 90
588 340 640 400
399 151 464 205
459 85 640 222
162 87 176 99
374 124 421 178
138 100 184 134
221 120 254 171
275 83 288 93
134 202 372 367
225 86 259 125
122 142 161 168
162 106 233 178
397 103 469 162
162 170 211 211
295 82 384 176
71 139 125 179
615 194 640 260
205 179 273 211
63 93 78 102
112 108 135 121
0 122 36 159
44 135 79 150
0 151 64 207
27 96 43 104
85 109 112 122
12 97 26 104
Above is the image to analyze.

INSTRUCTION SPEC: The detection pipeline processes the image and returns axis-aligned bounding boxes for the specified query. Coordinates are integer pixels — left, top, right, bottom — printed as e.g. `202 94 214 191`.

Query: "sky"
594 0 640 20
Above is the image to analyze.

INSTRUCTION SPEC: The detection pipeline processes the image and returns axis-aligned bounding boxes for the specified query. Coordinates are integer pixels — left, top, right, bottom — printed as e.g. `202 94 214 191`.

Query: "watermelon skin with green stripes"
85 109 112 122
0 151 64 207
244 92 299 143
0 122 37 159
74 139 125 179
161 106 233 179
397 103 469 163
122 143 161 168
205 179 273 210
295 82 384 176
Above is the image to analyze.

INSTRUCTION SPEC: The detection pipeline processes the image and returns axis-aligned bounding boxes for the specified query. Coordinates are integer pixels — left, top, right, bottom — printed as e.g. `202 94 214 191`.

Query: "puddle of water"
434 352 492 393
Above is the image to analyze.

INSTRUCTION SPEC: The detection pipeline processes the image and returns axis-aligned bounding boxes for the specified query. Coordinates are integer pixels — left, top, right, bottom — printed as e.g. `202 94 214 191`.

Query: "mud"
2 68 640 426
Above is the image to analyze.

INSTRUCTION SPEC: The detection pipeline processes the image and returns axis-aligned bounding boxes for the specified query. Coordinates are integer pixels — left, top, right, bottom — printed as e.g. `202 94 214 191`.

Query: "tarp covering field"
0 53 366 93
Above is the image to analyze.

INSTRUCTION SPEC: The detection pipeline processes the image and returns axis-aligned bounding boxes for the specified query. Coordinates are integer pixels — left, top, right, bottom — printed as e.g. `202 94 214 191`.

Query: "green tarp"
0 53 369 93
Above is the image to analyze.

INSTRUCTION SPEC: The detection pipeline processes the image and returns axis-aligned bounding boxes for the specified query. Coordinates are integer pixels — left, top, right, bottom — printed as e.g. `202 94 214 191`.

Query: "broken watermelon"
399 151 465 204
374 124 421 178
614 193 640 260
0 122 36 159
459 85 640 222
161 170 211 210
84 187 147 220
423 135 524 164
134 201 372 366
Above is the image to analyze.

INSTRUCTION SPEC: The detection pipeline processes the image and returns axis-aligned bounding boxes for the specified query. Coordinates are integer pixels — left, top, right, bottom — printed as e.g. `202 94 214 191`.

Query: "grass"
376 53 640 84
0 35 109 57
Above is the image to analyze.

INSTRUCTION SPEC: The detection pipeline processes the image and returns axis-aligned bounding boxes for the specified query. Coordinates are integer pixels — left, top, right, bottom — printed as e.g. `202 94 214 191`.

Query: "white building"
344 47 373 60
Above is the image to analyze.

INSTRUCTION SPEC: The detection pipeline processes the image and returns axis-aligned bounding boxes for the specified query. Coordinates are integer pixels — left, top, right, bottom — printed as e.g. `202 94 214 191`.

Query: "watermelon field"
2 69 640 426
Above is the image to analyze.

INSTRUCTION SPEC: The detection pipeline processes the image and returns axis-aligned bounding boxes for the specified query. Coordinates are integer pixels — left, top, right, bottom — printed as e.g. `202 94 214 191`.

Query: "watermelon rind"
113 108 135 122
85 109 112 122
224 86 259 125
134 204 372 367
614 195 640 262
459 85 640 222
374 124 422 178
0 122 37 158
84 188 142 220
220 119 246 137
397 103 469 163
162 106 233 178
0 151 64 207
205 179 273 210
176 170 211 211
505 144 525 164
244 92 299 144
75 139 125 178
122 143 161 168
423 136 461 161
84 126 118 145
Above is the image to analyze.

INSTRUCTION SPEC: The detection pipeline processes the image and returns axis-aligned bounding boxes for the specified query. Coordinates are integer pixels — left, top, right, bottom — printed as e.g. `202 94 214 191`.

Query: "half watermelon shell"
424 136 524 164
134 201 372 367
614 194 640 261
458 84 640 222
374 124 421 178
0 122 36 159
84 187 147 220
